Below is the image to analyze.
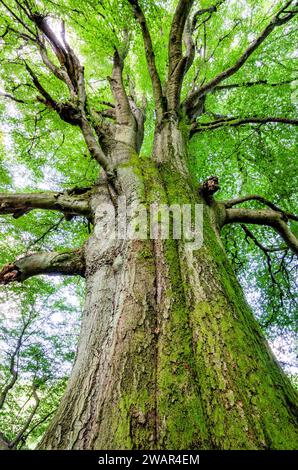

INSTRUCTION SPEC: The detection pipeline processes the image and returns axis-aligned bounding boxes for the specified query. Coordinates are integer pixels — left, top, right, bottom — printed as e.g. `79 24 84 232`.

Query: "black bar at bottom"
0 450 296 467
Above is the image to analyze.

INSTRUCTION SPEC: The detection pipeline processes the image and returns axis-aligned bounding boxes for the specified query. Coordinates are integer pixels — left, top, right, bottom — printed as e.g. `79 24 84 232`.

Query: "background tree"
0 0 297 450
0 277 81 448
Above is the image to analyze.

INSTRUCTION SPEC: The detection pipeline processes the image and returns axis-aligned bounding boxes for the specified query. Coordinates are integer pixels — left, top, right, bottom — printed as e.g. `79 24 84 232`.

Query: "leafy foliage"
0 0 297 447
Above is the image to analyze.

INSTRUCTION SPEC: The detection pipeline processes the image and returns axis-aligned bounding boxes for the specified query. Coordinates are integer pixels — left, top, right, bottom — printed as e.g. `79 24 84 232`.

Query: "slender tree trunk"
39 123 298 450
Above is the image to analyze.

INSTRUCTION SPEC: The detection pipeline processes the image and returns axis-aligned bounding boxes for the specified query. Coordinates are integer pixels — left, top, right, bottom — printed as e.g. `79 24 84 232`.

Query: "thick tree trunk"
39 124 298 450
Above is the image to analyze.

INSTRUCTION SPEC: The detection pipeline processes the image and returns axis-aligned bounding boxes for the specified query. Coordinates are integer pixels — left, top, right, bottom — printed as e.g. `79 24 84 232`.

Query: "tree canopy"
0 0 297 448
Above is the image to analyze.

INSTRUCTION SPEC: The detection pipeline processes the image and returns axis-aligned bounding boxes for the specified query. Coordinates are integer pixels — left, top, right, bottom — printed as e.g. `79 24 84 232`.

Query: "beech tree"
0 0 297 449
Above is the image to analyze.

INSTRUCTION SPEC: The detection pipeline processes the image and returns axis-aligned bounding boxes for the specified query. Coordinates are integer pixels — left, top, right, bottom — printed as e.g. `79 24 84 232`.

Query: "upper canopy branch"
213 77 298 92
108 48 135 127
128 0 165 120
190 116 298 135
183 0 297 119
191 0 226 31
1 5 112 173
0 249 85 284
0 189 92 219
167 0 195 112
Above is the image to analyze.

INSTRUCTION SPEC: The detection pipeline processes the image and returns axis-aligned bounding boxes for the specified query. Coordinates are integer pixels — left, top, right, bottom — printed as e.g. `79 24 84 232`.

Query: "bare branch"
108 48 135 126
0 91 26 104
127 0 165 120
241 225 288 292
0 249 86 284
223 208 298 255
0 190 91 218
190 116 298 134
192 0 226 31
0 308 35 411
184 1 298 118
0 0 37 38
80 118 113 174
167 0 195 111
21 13 112 172
25 62 57 109
38 38 75 96
223 194 298 222
213 77 298 91
26 216 65 250
241 225 288 253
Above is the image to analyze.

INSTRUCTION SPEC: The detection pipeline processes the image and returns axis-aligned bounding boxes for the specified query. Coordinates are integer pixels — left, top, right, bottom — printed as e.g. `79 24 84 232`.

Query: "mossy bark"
39 123 298 450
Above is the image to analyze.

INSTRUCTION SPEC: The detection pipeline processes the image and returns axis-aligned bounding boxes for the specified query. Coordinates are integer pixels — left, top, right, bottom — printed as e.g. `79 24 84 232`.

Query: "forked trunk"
39 123 298 450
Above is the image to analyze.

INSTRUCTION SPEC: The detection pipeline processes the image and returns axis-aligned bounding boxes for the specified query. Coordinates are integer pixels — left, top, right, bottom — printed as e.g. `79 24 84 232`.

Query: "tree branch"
241 224 288 254
167 0 195 111
9 385 40 449
190 116 298 134
213 77 298 91
0 190 91 218
0 329 23 409
0 249 85 284
240 225 288 291
223 194 298 222
19 409 55 448
191 0 227 31
0 91 26 104
21 13 112 173
184 0 297 118
0 309 34 410
127 0 165 120
107 48 135 127
223 208 298 255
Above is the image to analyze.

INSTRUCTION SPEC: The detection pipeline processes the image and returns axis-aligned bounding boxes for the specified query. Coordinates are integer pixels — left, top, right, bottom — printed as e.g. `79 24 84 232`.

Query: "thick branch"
190 116 298 134
0 249 85 284
38 38 75 96
0 190 91 218
108 49 134 127
30 14 80 96
184 1 297 117
223 194 298 222
223 208 298 255
128 0 165 120
167 0 195 111
80 119 113 173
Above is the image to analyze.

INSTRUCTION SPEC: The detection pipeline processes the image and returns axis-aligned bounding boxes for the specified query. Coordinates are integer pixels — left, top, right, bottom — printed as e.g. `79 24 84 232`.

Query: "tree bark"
0 250 85 284
38 123 298 450
0 190 91 217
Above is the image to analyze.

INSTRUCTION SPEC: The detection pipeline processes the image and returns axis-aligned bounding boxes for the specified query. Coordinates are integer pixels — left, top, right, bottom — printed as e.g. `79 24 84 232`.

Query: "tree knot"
0 263 21 285
199 176 220 202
